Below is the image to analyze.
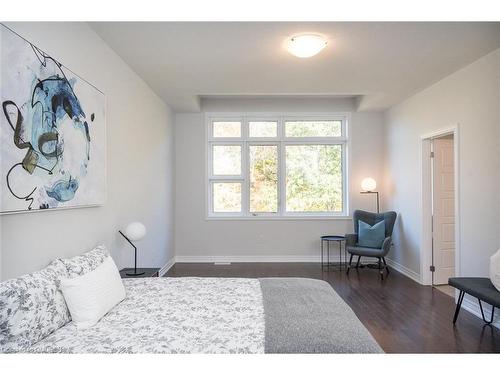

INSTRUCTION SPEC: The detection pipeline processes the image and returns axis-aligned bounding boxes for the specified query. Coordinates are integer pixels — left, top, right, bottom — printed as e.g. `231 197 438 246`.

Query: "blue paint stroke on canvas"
2 43 95 210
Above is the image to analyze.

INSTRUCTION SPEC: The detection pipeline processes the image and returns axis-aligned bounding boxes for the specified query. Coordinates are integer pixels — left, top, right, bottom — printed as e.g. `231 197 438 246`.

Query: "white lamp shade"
124 222 146 242
286 34 328 58
361 177 377 192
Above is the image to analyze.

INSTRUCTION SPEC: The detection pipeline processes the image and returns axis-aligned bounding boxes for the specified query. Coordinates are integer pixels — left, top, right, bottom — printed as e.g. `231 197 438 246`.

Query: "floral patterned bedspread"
28 277 264 353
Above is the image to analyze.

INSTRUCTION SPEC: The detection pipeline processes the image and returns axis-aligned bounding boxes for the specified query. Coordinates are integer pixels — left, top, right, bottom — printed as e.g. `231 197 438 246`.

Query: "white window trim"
206 112 350 220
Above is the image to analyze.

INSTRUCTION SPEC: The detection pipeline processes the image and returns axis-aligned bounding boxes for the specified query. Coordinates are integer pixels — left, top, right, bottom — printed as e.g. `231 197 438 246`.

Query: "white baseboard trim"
174 255 336 263
174 255 423 275
461 296 500 329
172 254 424 285
159 257 176 276
385 258 422 284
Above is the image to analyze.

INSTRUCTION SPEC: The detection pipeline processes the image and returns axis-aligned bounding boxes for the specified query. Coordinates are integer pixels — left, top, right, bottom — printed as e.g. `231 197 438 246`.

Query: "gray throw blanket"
260 278 383 353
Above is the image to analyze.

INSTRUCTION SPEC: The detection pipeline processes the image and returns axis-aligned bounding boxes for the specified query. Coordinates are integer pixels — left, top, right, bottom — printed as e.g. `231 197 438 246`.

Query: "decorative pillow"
358 220 386 248
0 259 71 353
490 248 500 292
60 256 126 329
61 245 110 278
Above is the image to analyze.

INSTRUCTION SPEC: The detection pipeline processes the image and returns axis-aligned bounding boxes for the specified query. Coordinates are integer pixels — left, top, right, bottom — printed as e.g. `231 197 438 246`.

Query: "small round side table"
320 235 346 270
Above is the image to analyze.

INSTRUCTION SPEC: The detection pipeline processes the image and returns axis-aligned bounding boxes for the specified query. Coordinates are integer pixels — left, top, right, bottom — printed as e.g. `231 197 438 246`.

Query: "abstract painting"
0 25 106 214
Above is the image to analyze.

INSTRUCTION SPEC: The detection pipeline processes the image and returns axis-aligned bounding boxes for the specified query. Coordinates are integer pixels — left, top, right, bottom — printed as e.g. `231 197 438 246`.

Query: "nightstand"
119 268 160 278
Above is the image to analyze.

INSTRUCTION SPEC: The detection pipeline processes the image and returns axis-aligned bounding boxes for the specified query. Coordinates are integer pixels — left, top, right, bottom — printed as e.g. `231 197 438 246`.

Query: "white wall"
0 23 175 280
174 98 385 260
384 48 500 278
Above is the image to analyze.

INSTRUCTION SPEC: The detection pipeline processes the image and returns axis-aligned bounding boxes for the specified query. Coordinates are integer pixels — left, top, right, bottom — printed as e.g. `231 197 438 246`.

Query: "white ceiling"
90 22 500 112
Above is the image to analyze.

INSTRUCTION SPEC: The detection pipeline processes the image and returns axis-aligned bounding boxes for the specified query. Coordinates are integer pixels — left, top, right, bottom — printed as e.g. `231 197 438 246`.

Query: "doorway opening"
420 127 459 295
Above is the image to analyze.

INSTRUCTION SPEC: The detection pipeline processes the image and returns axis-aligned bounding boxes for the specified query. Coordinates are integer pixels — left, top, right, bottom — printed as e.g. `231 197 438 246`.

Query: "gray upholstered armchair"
346 210 397 279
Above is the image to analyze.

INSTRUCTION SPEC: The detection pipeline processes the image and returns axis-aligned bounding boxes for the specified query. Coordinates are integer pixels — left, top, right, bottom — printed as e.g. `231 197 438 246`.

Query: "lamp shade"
124 222 146 242
361 177 377 192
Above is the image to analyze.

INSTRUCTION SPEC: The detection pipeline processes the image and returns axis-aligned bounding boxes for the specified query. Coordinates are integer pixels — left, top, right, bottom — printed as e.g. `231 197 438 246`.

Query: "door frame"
420 125 460 286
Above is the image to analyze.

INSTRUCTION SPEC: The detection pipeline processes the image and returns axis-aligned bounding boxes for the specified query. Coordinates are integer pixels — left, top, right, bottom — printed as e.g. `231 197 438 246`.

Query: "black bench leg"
478 299 495 324
453 290 465 324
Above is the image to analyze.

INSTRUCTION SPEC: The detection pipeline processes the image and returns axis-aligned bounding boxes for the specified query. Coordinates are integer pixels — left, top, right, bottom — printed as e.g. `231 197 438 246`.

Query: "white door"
432 136 455 285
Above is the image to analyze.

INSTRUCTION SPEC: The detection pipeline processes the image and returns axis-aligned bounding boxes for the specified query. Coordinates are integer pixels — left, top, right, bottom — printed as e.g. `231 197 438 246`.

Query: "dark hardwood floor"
166 262 500 353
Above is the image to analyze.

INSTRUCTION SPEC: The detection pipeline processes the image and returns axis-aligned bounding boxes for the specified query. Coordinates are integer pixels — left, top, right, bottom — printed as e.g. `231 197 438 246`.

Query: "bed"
1 248 382 354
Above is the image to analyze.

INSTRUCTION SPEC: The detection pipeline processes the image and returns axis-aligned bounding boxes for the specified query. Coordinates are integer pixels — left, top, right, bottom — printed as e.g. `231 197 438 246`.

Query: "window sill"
205 215 352 221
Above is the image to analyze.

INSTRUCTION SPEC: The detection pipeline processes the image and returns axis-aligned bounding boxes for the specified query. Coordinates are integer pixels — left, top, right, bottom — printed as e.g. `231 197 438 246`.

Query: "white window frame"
206 113 350 219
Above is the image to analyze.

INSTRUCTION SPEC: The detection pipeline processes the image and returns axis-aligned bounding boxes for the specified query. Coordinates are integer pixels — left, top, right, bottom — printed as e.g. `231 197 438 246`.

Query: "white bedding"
29 277 265 354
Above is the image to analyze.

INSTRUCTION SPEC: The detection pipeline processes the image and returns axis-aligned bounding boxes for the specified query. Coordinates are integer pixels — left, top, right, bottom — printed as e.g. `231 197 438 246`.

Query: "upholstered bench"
448 277 499 324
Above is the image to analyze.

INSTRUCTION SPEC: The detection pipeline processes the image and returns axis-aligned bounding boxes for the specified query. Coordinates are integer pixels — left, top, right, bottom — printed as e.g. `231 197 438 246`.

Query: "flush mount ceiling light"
286 34 328 58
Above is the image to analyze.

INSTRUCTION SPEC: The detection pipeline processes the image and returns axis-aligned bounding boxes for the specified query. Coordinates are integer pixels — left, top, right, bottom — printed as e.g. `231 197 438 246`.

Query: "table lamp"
119 222 146 276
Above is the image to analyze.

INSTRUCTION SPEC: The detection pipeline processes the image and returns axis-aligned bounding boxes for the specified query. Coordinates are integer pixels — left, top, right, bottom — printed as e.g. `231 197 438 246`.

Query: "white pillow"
60 256 126 329
490 248 500 292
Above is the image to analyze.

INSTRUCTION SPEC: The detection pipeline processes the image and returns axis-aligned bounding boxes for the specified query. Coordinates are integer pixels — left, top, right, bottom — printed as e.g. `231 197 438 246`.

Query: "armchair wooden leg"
356 256 361 268
382 257 389 274
346 254 354 275
378 258 384 280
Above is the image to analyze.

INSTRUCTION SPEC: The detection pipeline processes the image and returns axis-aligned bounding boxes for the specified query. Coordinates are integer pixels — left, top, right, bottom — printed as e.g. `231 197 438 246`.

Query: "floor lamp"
359 177 381 269
360 177 380 213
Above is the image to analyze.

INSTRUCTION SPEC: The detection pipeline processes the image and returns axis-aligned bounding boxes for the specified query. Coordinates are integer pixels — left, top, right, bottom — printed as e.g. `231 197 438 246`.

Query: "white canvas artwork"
0 25 106 214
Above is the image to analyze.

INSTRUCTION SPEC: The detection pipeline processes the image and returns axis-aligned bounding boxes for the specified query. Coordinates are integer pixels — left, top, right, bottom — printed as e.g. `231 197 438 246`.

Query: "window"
249 145 278 213
249 121 278 137
213 121 241 138
285 120 342 137
212 145 241 175
285 145 343 212
212 182 242 212
207 114 348 218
